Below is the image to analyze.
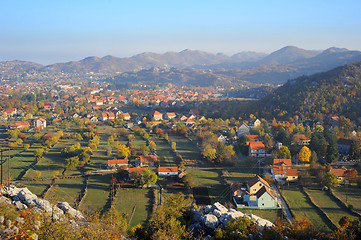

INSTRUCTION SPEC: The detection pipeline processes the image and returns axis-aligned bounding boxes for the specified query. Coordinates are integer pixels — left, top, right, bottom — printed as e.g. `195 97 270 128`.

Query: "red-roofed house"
330 168 347 182
249 141 266 158
158 166 178 177
163 112 176 120
34 118 47 129
108 112 115 120
10 121 30 129
272 158 298 183
121 113 131 121
148 111 163 121
101 113 108 121
107 158 128 168
138 154 157 167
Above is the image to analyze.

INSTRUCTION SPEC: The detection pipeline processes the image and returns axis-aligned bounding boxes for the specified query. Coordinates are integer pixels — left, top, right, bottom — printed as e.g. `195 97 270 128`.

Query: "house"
163 112 176 120
121 113 131 121
107 158 128 169
249 119 261 128
237 123 250 137
100 113 108 121
158 166 178 177
9 121 30 129
95 100 103 106
337 138 353 155
128 167 146 178
88 116 98 123
272 159 298 183
292 133 311 146
234 175 278 208
72 113 80 118
148 110 163 121
249 141 266 158
108 112 115 120
330 168 347 182
4 108 17 117
217 134 227 144
138 154 157 167
34 118 47 129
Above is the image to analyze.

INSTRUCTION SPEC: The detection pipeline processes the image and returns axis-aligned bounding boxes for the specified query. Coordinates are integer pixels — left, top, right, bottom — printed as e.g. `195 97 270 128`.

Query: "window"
259 183 261 186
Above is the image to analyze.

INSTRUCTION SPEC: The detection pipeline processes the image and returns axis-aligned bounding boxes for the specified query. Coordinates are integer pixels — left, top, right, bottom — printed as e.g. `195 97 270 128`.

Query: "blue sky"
1 0 360 64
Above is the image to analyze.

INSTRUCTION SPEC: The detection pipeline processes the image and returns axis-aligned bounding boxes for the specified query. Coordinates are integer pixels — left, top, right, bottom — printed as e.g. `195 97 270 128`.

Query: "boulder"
17 188 37 207
201 205 212 214
201 214 219 229
213 209 222 218
191 209 202 223
0 216 4 224
211 202 228 215
13 201 28 210
57 202 86 221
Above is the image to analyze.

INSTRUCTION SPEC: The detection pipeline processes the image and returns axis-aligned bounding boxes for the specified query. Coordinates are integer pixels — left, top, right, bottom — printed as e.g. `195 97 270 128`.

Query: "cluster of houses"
106 154 181 178
231 175 278 209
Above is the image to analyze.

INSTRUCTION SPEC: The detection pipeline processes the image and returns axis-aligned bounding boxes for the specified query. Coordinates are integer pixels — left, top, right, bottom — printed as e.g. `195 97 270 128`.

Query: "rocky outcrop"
0 185 86 223
190 202 273 237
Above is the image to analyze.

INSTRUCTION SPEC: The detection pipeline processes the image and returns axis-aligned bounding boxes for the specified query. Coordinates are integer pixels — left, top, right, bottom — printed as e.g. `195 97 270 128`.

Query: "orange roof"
38 118 46 122
140 155 156 163
158 166 178 173
330 168 346 177
248 135 261 142
122 112 130 117
273 159 292 167
249 141 265 150
285 169 298 177
128 167 146 174
165 112 176 117
108 159 128 165
108 112 115 118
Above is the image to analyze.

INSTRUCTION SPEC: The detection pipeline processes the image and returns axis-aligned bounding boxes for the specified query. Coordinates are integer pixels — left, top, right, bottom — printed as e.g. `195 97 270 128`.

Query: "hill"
254 61 361 120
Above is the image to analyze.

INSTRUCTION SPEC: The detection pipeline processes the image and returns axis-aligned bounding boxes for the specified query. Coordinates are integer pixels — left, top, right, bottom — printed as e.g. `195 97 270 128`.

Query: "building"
34 118 47 129
107 159 128 168
237 123 250 137
337 138 353 155
249 141 266 158
272 158 298 183
9 121 30 129
137 154 157 167
163 112 176 120
148 111 163 121
158 166 178 177
292 133 311 146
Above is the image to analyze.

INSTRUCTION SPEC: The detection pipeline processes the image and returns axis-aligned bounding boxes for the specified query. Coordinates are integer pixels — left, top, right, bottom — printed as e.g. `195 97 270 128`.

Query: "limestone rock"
201 214 218 229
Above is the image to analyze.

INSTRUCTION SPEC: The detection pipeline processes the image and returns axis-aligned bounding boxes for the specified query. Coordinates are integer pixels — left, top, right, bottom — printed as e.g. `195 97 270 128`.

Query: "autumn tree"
116 144 130 158
278 146 291 159
299 146 311 162
323 172 339 188
148 141 156 153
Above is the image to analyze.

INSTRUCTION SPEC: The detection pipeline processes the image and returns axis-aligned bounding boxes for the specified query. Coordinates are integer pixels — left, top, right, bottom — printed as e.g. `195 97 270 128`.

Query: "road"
272 183 293 223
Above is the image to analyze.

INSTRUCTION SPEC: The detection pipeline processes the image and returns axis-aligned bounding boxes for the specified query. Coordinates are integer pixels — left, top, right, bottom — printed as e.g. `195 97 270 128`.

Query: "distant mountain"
1 46 361 86
253 61 361 120
257 46 320 65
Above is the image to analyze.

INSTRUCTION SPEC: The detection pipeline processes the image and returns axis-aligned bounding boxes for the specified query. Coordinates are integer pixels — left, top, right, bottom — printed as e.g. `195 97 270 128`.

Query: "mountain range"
1 46 361 86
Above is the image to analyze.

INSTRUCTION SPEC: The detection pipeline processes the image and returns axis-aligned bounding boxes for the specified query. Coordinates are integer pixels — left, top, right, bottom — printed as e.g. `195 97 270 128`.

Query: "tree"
202 145 217 161
298 146 311 162
323 172 339 188
143 169 158 187
344 169 358 183
24 144 30 151
65 156 80 170
34 148 44 162
140 144 149 155
310 150 318 163
117 144 130 158
171 142 176 152
213 217 258 240
278 146 291 159
149 141 156 153
349 140 361 160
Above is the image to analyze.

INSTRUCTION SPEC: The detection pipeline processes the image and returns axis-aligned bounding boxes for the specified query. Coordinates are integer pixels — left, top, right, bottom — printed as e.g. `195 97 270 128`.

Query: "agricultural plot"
241 209 282 223
79 174 112 213
334 185 361 215
46 177 84 206
281 186 333 233
168 135 201 165
192 169 228 204
221 168 258 185
114 188 153 227
150 135 176 166
305 187 360 227
21 180 52 197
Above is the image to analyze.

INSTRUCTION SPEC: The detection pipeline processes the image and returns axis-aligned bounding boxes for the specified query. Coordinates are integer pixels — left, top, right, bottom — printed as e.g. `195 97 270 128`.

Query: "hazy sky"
1 0 361 64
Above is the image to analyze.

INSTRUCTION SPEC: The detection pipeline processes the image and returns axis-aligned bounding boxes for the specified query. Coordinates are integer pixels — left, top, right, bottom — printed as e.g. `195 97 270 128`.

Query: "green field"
241 209 282 223
168 135 201 164
192 169 228 204
79 174 112 213
21 180 52 197
305 187 360 227
222 168 257 184
281 186 333 233
46 177 84 206
150 134 176 166
114 188 153 227
334 185 361 215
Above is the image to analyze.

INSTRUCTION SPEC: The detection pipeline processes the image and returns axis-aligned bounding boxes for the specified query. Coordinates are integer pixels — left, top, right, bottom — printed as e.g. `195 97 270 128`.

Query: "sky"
1 0 361 65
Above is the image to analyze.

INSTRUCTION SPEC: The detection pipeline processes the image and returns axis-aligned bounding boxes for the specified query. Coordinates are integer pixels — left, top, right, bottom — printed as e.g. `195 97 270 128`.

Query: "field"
79 174 112 213
305 187 360 227
21 180 52 197
334 185 361 215
114 188 153 227
241 209 282 223
45 177 84 206
150 134 176 166
168 135 202 166
281 186 333 233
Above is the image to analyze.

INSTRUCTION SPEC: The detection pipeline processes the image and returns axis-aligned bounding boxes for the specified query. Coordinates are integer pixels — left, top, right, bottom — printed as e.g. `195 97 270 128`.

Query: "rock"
34 220 41 230
191 209 202 223
211 202 228 215
201 214 219 229
57 202 86 221
213 209 222 218
0 196 12 205
14 201 28 210
5 219 12 227
228 210 244 219
11 225 19 234
205 235 212 240
0 216 4 224
201 205 212 214
16 217 25 225
18 188 37 207
12 195 21 202
31 233 39 240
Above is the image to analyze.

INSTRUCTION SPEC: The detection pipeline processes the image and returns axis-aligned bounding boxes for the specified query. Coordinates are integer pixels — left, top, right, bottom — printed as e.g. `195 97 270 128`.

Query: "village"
0 80 360 234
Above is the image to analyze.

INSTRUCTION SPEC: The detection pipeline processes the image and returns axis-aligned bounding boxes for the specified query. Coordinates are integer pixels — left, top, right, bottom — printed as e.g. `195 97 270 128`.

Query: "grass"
281 186 333 233
222 168 257 184
168 135 201 163
150 134 176 166
334 185 361 215
21 180 52 197
241 209 282 223
305 187 360 227
79 174 112 213
114 188 153 227
191 169 228 204
46 177 84 206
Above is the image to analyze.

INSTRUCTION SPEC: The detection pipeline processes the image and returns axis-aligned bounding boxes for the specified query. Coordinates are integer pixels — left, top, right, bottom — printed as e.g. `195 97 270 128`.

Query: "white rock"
16 217 25 225
201 214 219 229
213 209 222 218
0 216 4 224
211 202 228 215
